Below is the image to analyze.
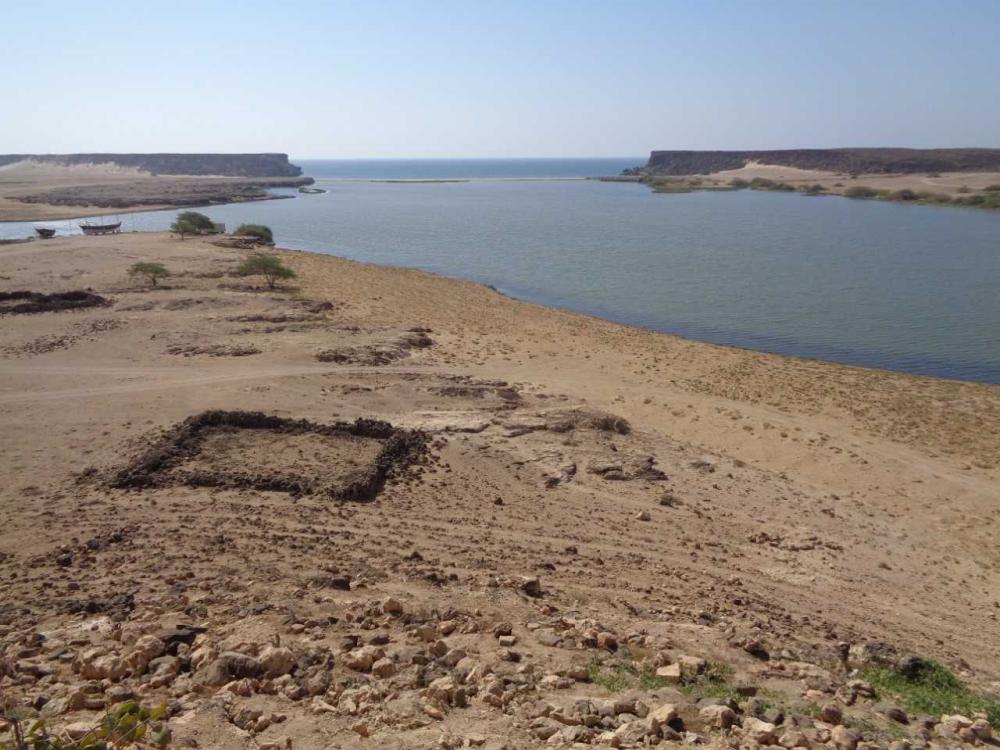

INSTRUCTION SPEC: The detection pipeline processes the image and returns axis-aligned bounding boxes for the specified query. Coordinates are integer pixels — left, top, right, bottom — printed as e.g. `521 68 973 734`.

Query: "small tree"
169 219 198 240
128 262 169 287
175 211 215 231
169 211 214 239
234 223 274 243
237 254 296 289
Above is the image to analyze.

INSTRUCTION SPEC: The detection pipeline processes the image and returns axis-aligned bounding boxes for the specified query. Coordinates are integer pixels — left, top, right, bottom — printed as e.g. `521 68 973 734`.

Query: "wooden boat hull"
79 222 122 236
34 227 56 238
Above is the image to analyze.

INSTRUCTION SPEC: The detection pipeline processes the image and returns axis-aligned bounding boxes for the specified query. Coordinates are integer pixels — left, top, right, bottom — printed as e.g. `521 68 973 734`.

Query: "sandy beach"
1 231 997 748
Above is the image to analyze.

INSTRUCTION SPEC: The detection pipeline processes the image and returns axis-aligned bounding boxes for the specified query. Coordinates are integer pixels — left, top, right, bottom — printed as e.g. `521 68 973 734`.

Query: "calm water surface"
3 159 999 383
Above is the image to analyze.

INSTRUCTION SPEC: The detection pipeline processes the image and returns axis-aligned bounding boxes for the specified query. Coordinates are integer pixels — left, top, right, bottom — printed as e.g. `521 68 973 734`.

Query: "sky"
2 0 999 158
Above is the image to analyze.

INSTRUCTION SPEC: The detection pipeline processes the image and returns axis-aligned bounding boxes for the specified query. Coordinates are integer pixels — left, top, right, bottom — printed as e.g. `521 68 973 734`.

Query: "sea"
2 157 999 384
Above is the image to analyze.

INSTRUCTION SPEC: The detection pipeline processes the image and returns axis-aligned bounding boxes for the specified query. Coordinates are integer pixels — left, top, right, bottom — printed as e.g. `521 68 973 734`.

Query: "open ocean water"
3 158 999 383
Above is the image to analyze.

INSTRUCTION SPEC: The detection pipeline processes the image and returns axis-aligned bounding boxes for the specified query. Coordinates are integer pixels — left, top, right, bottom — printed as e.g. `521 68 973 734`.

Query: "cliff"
638 148 1000 176
0 153 303 177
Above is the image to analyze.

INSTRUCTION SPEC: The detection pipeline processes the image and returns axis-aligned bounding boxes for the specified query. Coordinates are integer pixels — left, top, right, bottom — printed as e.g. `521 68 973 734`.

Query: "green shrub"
983 184 1000 192
729 178 750 189
844 186 879 199
2 699 171 749
237 254 296 289
954 192 1000 209
234 224 274 243
128 262 169 287
750 178 795 192
887 189 919 201
864 659 1000 726
915 192 951 204
799 183 825 195
956 186 972 194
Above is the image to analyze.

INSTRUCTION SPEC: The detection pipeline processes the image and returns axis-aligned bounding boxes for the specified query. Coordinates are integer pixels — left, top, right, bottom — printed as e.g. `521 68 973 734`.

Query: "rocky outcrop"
0 153 303 177
635 148 1000 176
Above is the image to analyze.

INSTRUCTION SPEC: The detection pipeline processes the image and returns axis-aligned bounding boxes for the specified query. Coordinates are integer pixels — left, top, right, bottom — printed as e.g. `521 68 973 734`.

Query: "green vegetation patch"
679 661 740 701
749 178 796 192
234 223 274 243
844 186 879 199
587 655 677 693
953 192 1000 209
798 183 826 195
864 659 1000 725
3 699 171 749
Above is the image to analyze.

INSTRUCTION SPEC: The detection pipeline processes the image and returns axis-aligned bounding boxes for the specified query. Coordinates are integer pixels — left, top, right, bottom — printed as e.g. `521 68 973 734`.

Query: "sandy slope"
1 233 998 749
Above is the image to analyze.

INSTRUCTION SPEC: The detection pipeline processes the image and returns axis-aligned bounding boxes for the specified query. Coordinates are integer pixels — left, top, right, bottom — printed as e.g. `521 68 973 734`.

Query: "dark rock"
763 708 785 725
155 625 206 654
199 651 262 684
876 703 909 724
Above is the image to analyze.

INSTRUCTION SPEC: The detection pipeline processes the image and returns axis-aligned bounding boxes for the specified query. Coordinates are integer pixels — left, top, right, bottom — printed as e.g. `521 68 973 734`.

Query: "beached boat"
34 227 56 238
79 221 122 236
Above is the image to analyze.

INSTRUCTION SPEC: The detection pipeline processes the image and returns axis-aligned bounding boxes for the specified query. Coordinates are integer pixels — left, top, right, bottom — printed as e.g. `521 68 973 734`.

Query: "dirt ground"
1 233 998 749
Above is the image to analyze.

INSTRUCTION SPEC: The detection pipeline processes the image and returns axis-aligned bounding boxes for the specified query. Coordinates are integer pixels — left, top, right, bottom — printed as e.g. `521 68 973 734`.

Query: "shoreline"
602 164 1000 212
0 192 295 223
2 230 999 746
369 255 999 388
272 236 1000 466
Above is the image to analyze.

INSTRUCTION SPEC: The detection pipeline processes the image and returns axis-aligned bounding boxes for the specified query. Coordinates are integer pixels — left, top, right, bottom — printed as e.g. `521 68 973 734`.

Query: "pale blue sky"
3 0 999 158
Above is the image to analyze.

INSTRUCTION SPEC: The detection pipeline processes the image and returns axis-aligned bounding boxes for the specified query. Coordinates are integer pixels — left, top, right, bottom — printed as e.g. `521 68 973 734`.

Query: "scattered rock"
259 645 297 677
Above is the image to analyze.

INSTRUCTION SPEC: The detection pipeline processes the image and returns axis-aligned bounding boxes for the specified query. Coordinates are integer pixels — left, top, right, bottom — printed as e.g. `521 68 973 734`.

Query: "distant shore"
0 160 313 222
601 162 1000 211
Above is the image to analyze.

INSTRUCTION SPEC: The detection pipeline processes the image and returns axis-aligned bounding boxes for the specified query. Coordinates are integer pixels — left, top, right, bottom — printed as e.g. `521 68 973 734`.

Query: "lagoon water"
3 158 999 383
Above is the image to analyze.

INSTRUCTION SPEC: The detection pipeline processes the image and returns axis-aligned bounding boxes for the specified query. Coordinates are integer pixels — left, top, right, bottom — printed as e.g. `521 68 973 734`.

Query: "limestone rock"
259 645 297 678
372 657 396 678
596 632 618 652
345 646 385 672
743 717 777 745
647 702 677 731
655 663 682 683
700 704 737 729
520 576 542 597
831 725 861 750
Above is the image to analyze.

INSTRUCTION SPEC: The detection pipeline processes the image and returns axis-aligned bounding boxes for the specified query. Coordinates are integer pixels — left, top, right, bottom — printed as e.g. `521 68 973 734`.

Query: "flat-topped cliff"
638 147 1000 175
0 152 303 177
